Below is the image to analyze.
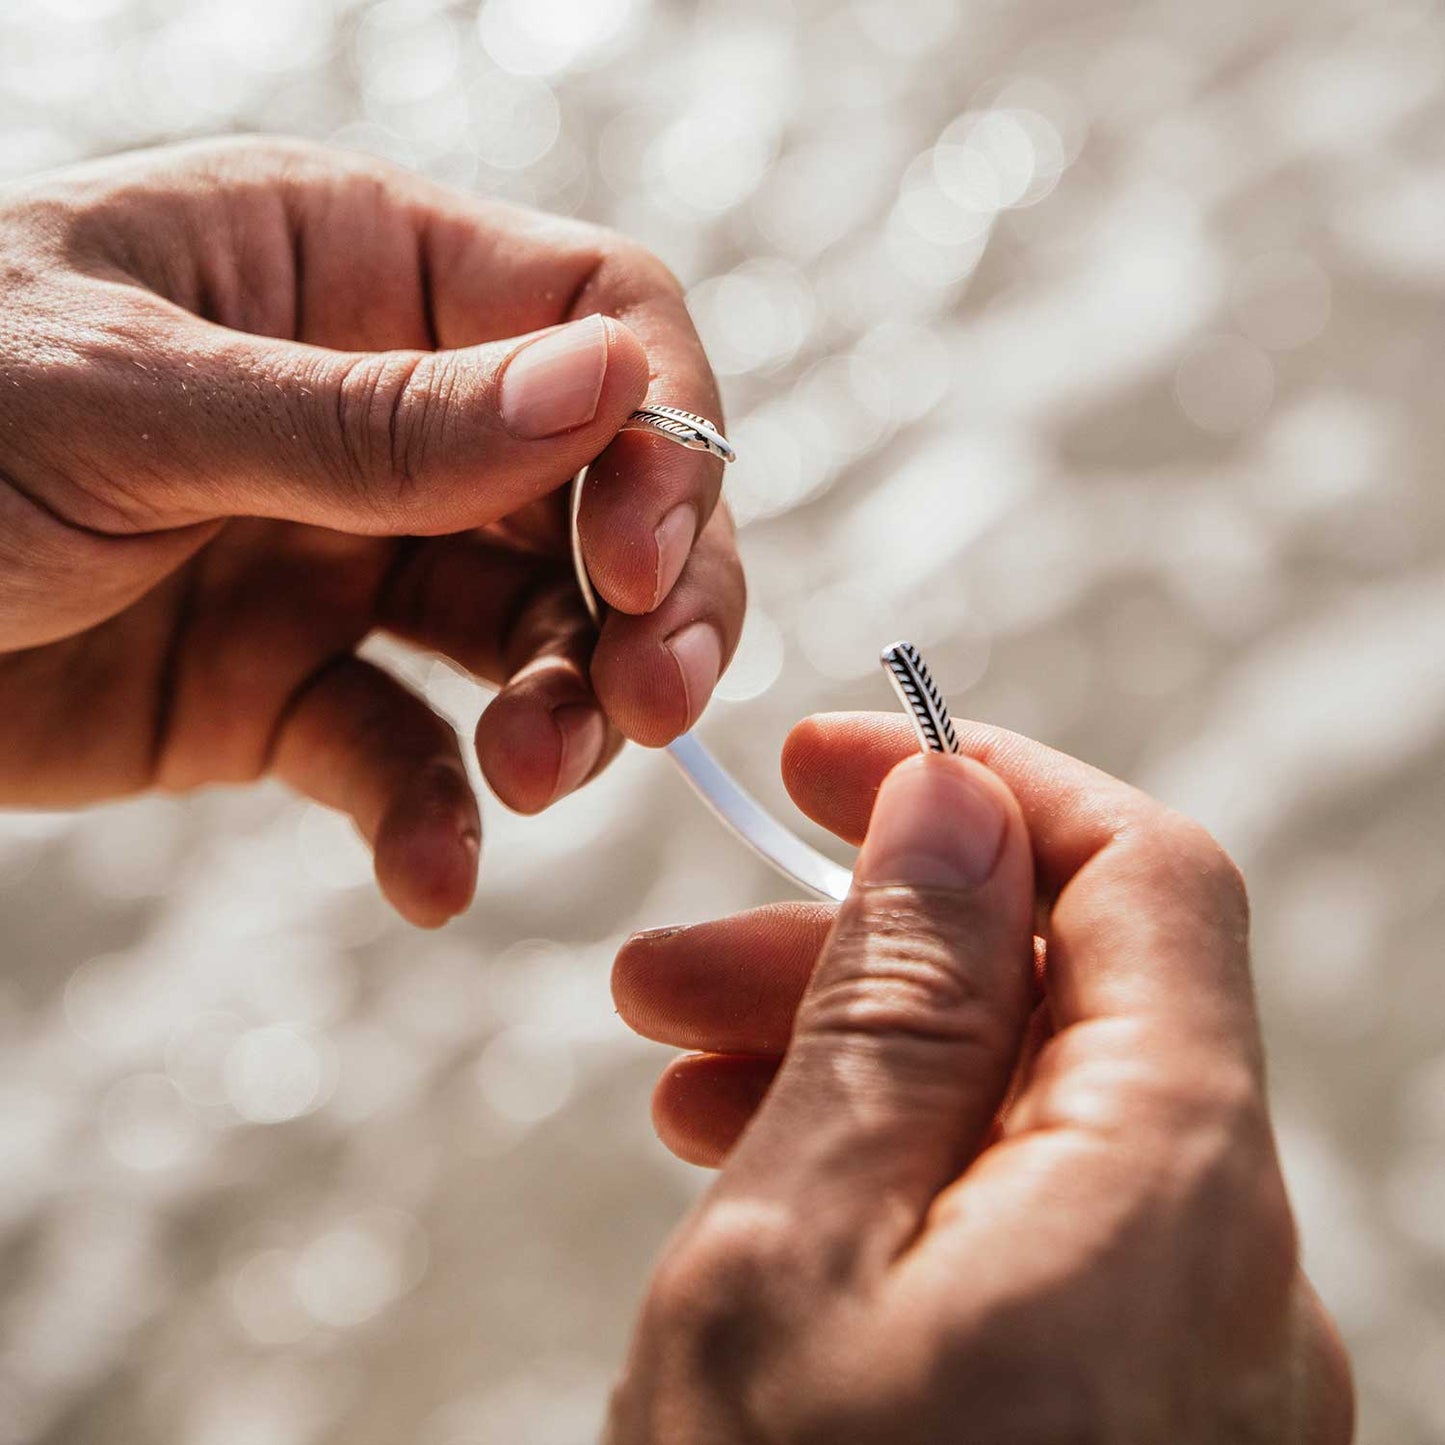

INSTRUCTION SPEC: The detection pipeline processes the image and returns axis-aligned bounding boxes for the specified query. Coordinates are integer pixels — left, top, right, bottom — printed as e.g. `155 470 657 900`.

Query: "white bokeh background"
2 0 1445 1440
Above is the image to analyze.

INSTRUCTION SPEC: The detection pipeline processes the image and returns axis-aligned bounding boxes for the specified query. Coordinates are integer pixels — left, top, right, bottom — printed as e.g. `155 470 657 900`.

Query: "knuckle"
0 321 171 534
183 132 321 175
1119 1050 1278 1212
0 472 114 600
1169 1094 1299 1302
593 229 687 303
625 241 686 298
1032 1020 1275 1192
0 192 81 260
1160 809 1240 884
330 350 432 510
1132 809 1250 931
800 895 1019 1056
1092 1021 1266 1142
1185 1064 1275 1176
175 134 378 199
789 1321 1092 1445
650 1201 797 1335
242 134 331 173
224 135 336 197
624 1205 807 1443
1168 1076 1268 1187
686 1200 797 1298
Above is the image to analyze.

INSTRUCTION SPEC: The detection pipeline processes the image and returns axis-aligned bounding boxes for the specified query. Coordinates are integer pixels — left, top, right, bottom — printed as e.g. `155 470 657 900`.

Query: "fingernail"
500 314 610 439
627 924 687 944
653 502 698 608
856 756 1007 889
665 622 722 727
552 702 607 799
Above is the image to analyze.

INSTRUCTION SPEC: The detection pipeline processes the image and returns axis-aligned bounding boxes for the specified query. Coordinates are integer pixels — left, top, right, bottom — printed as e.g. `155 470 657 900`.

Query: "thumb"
716 753 1036 1256
69 308 650 536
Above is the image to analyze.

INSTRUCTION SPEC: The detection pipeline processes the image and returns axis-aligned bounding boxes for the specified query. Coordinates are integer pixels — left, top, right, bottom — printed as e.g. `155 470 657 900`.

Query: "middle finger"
590 500 746 746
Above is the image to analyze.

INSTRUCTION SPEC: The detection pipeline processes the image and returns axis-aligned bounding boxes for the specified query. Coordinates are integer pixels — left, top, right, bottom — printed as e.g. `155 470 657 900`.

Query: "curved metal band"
882 641 962 755
571 408 957 902
621 405 737 462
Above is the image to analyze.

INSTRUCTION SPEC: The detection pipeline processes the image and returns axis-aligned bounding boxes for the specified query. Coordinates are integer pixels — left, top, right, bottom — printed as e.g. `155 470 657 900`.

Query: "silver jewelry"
621 404 737 462
570 409 958 902
882 641 962 755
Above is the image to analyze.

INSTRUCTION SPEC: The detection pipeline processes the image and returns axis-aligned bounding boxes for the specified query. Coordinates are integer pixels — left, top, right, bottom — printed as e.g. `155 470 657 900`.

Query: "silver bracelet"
571 411 959 902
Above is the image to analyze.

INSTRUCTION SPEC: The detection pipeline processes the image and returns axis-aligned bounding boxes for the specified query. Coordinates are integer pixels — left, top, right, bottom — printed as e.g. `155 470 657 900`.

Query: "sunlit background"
1 0 1443 1439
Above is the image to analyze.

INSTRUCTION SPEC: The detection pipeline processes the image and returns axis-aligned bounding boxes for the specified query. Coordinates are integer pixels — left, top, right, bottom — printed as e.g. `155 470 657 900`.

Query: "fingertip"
591 628 693 747
780 713 833 786
376 826 479 929
652 1054 779 1169
783 710 916 773
597 314 652 417
653 1109 726 1169
477 689 609 814
612 904 833 1054
610 926 676 1031
781 711 888 785
781 711 919 845
476 696 561 814
373 766 481 928
588 498 743 742
611 921 720 1045
651 501 699 611
578 432 722 617
666 621 722 730
551 701 609 798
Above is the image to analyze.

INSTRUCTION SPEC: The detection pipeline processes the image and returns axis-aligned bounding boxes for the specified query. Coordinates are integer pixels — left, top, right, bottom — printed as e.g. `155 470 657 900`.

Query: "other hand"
610 713 1353 1443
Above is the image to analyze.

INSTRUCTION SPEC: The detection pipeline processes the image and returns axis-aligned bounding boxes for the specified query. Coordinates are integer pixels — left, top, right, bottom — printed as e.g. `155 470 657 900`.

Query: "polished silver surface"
622 403 737 462
569 408 737 629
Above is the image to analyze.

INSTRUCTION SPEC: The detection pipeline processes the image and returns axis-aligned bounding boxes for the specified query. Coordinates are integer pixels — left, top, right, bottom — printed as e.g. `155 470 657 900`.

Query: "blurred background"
1 0 1443 1439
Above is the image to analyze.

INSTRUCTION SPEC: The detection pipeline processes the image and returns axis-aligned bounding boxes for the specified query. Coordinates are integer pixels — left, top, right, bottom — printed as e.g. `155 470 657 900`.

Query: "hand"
0 138 742 925
609 713 1354 1442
